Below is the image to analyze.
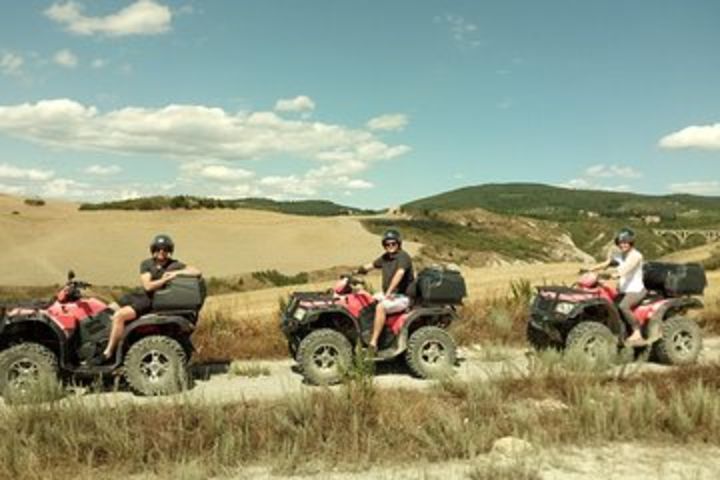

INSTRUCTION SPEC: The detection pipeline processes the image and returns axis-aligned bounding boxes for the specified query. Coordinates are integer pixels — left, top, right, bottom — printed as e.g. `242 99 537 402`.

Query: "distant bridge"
653 229 720 245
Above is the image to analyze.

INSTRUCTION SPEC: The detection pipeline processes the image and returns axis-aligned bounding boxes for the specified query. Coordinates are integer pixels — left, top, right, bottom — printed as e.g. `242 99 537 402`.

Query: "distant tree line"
78 195 378 217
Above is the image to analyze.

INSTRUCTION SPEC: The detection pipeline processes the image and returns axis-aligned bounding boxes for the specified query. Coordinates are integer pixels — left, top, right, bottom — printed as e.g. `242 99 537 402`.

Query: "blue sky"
0 0 719 208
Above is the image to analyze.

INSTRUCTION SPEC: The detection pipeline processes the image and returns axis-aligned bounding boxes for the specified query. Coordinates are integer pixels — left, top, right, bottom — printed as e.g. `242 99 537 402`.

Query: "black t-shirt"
139 258 186 282
373 250 414 295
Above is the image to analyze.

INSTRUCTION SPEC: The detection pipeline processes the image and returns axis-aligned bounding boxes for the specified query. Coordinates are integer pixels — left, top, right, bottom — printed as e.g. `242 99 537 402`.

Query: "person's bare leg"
369 304 387 348
103 306 137 358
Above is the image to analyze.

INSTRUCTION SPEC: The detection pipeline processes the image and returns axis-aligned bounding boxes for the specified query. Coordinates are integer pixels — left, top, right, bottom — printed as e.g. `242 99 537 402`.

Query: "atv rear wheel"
124 336 189 396
296 329 352 385
565 322 617 365
651 316 702 365
0 343 60 403
405 326 456 379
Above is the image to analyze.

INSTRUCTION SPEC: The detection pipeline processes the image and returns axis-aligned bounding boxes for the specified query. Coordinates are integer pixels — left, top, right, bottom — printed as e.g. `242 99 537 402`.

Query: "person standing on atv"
357 229 415 353
98 234 201 363
591 228 647 346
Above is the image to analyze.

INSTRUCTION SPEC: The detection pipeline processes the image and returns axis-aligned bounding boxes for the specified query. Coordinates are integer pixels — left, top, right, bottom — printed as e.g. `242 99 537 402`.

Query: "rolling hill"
390 183 720 264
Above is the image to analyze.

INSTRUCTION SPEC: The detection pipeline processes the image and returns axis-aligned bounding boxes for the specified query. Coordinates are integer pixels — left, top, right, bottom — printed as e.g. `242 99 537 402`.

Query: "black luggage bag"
412 267 467 305
643 262 706 296
152 277 207 311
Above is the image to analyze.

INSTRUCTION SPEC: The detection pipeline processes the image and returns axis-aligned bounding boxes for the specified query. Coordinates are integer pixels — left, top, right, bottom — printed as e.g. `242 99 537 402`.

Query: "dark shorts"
118 289 153 316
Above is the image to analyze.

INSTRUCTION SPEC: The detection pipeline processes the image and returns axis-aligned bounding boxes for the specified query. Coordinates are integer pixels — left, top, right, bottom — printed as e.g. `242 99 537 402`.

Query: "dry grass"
701 296 720 335
451 279 532 347
4 358 720 479
228 361 271 378
192 307 287 363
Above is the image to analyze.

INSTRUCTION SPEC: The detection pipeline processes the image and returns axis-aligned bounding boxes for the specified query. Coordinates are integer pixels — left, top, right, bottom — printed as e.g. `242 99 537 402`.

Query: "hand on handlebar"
355 266 368 275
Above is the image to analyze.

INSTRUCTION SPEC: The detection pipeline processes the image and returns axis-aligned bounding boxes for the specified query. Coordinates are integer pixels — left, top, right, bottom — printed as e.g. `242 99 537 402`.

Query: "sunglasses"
152 247 171 253
383 241 399 248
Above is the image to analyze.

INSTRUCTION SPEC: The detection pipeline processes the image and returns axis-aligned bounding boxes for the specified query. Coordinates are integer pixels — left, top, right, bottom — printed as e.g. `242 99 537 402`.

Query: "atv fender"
0 313 68 367
570 298 625 336
116 314 196 364
304 308 359 330
400 306 457 337
651 297 704 322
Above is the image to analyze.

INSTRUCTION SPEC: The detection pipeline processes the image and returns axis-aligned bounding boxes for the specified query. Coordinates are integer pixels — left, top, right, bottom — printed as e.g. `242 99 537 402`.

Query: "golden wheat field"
0 195 419 286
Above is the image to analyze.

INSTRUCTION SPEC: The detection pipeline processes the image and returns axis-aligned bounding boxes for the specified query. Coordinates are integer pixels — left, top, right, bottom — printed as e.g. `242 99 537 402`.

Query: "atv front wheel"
651 316 702 365
527 323 561 351
405 326 457 379
296 329 352 385
565 322 617 365
124 336 189 396
0 343 60 403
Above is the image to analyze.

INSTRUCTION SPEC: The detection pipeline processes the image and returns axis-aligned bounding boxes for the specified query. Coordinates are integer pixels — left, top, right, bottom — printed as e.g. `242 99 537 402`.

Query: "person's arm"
141 272 173 292
385 268 405 297
357 262 374 274
589 259 612 272
358 257 383 275
614 251 642 277
171 265 201 277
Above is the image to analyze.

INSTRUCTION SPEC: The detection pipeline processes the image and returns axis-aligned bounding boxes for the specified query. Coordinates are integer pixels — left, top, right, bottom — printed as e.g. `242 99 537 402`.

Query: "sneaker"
85 353 111 367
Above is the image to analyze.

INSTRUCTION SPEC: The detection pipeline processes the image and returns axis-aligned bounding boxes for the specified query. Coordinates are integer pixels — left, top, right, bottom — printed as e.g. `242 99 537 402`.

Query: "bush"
251 269 309 287
23 198 45 206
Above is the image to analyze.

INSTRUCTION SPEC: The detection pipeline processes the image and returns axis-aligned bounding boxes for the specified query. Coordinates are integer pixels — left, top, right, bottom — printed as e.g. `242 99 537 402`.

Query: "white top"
612 249 645 293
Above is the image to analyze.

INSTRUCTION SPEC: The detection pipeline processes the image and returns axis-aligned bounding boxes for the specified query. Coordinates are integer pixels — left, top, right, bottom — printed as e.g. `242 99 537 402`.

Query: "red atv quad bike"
281 267 467 385
527 262 706 365
0 271 206 399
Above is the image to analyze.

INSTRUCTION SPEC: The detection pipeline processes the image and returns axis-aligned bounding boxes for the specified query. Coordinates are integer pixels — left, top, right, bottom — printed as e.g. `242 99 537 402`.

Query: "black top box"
643 262 707 297
411 267 467 305
152 276 207 311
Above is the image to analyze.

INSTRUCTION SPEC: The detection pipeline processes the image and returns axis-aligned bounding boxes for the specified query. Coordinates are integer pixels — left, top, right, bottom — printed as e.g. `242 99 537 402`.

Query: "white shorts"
373 293 410 314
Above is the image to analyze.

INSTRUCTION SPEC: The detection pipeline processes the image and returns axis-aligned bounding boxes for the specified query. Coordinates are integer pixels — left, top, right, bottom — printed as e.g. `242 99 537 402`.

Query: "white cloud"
561 178 630 192
0 98 409 200
274 95 316 112
345 178 373 189
434 14 482 48
0 183 27 195
585 164 642 178
659 123 720 150
84 164 121 176
669 181 720 195
42 178 85 196
45 0 172 37
53 49 79 68
91 58 108 69
196 164 254 182
367 114 408 132
0 163 54 181
0 97 409 169
0 52 24 75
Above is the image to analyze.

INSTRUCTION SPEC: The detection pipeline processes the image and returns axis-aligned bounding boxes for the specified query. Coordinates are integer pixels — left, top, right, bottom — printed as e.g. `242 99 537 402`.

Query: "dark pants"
618 290 646 331
118 289 153 316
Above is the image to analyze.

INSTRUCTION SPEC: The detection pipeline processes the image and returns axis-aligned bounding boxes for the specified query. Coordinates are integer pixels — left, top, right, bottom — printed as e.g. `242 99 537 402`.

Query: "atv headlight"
554 302 574 315
293 307 307 321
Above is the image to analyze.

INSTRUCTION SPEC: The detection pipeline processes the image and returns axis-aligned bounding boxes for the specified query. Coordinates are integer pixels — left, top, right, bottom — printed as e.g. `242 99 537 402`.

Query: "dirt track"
5 336 716 412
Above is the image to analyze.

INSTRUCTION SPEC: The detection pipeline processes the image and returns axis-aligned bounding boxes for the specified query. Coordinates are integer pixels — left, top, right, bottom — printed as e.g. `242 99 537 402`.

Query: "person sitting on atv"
97 234 201 363
590 227 647 346
357 229 415 353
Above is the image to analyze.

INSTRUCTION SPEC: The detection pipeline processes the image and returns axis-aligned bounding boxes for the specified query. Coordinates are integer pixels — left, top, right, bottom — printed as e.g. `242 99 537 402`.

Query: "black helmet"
381 229 402 246
150 234 175 254
614 227 636 246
